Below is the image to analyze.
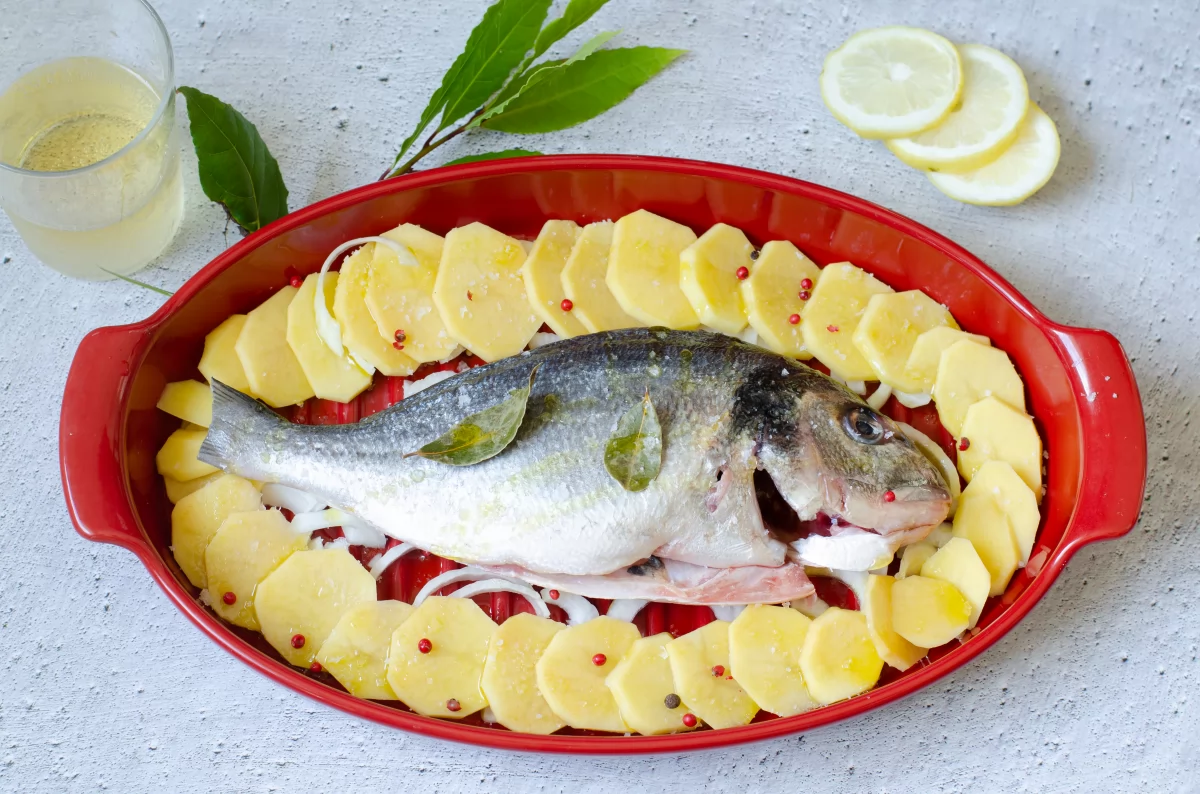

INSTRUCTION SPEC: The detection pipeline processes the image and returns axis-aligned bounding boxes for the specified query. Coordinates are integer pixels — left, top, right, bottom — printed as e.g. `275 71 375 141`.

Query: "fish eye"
843 407 889 445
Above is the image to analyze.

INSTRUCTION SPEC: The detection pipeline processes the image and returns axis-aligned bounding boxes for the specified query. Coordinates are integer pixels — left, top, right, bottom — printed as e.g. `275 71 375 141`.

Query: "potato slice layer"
365 224 459 363
862 575 928 670
317 600 415 700
679 223 753 334
536 616 639 732
255 548 377 667
799 607 883 705
933 339 1025 436
728 605 816 717
157 380 213 427
334 244 418 376
388 596 496 717
170 475 262 588
607 209 700 329
561 221 641 333
236 286 315 407
853 290 957 391
606 632 692 735
521 220 587 338
953 484 1022 596
288 273 372 402
919 537 991 627
156 427 219 482
957 397 1043 498
890 575 971 647
741 241 822 358
801 262 894 381
960 460 1040 562
480 613 565 735
198 314 254 395
667 620 759 729
432 222 541 361
205 509 308 630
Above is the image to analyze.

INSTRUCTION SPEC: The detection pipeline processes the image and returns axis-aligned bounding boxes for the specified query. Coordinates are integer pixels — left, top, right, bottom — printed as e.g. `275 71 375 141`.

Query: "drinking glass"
0 0 184 279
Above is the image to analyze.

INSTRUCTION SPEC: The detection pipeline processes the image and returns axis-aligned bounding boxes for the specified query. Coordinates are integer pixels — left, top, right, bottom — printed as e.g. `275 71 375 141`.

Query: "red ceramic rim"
59 154 1147 753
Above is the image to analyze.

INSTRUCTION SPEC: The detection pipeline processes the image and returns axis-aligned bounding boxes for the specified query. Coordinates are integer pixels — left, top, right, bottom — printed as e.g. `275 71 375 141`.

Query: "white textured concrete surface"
1 0 1196 791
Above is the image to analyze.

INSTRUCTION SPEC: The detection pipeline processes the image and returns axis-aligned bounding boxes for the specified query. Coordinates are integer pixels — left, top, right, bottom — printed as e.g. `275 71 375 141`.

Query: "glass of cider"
0 0 183 279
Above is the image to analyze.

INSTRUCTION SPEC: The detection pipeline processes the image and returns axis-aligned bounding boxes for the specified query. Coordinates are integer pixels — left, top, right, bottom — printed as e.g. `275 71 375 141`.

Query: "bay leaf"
532 0 611 59
604 391 663 492
407 366 539 465
442 149 542 167
178 87 288 233
482 47 685 134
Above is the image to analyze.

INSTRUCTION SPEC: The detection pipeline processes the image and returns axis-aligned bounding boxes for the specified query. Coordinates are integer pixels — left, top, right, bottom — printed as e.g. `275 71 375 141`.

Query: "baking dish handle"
59 324 150 554
1053 326 1147 546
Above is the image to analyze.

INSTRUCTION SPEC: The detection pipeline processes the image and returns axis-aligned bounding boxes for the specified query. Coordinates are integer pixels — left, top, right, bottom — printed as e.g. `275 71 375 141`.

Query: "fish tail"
199 380 289 475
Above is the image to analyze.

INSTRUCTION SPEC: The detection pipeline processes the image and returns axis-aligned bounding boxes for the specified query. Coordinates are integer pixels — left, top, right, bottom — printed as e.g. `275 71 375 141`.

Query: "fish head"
741 370 952 558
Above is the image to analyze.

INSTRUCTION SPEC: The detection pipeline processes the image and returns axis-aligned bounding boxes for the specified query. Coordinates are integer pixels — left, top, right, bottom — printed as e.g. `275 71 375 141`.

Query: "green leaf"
604 391 662 492
98 268 174 296
482 47 685 134
566 29 620 64
438 0 553 129
407 366 539 465
178 87 288 233
532 0 611 59
442 149 543 166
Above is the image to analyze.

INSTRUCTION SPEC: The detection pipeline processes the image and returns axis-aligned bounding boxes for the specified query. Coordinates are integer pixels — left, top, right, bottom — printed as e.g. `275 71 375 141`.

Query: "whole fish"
201 329 951 605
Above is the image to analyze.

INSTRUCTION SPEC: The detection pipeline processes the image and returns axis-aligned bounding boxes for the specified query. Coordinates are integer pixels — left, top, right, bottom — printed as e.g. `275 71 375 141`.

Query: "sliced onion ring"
368 542 416 579
413 567 526 606
605 599 648 622
894 390 932 409
261 483 325 514
540 588 599 625
866 384 892 411
896 421 961 515
450 579 551 618
710 605 747 622
315 236 419 359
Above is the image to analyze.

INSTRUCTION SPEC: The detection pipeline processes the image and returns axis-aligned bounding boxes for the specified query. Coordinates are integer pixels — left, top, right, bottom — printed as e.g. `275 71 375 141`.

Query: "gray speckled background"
1 0 1196 791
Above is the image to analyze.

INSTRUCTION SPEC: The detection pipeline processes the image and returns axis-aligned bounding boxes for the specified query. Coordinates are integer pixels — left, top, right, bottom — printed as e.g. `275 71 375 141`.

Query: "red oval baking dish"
59 155 1146 754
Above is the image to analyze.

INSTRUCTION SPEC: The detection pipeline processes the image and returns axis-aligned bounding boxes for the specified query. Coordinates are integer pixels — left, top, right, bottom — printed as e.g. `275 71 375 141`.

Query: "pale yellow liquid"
0 57 183 279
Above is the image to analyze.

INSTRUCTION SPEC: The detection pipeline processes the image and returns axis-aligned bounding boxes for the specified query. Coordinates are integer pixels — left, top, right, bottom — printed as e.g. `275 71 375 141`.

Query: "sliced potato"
862 574 928 670
316 600 416 700
679 223 753 335
198 314 254 395
480 613 566 735
800 262 894 381
164 471 222 504
890 575 971 647
957 397 1043 498
953 485 1021 596
960 460 1040 562
235 287 316 408
387 596 496 718
903 326 991 396
666 620 759 729
254 548 377 667
897 541 937 579
741 240 822 358
156 380 212 427
728 605 816 717
205 509 308 630
919 537 991 627
335 244 418 376
852 291 958 392
365 224 459 364
156 427 219 482
560 221 641 333
932 339 1025 436
606 632 693 735
432 222 540 361
607 209 700 329
799 607 883 705
287 273 373 402
521 220 587 338
536 616 639 732
170 475 263 589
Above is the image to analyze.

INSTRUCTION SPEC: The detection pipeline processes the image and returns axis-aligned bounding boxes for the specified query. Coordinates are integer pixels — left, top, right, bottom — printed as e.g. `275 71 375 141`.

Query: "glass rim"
0 0 175 180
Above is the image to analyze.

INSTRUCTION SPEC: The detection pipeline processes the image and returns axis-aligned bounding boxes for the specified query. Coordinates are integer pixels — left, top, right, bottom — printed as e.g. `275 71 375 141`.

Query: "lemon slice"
927 104 1060 205
820 26 963 139
886 44 1029 173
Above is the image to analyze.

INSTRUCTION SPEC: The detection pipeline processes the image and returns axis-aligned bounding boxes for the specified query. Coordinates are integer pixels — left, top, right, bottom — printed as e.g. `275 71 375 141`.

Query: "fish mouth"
754 469 946 570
